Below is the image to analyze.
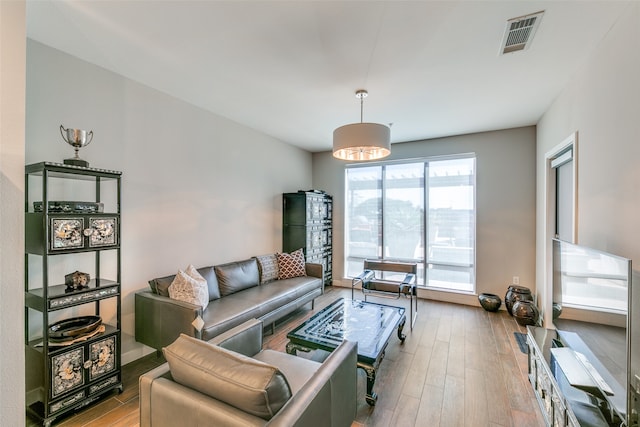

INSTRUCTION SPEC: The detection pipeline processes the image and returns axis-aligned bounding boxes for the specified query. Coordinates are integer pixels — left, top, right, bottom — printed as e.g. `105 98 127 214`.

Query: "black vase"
505 285 533 316
552 302 563 320
512 300 540 326
478 293 502 312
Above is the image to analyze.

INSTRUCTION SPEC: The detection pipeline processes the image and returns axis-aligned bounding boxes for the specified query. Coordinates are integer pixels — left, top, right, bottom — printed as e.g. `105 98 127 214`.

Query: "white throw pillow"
185 264 206 284
169 265 209 311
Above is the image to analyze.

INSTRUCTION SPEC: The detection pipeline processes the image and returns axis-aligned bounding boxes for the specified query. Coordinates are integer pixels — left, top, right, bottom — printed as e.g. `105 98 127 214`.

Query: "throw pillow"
168 266 209 311
185 264 206 284
163 334 292 420
254 254 279 284
276 248 306 280
214 259 260 297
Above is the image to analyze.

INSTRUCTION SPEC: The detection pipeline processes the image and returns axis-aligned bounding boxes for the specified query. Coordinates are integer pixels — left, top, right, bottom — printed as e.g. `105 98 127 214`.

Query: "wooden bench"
351 260 418 329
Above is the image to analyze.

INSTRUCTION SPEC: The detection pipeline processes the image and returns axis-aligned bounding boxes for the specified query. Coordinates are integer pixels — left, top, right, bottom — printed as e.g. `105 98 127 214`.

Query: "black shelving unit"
283 191 333 286
25 162 122 427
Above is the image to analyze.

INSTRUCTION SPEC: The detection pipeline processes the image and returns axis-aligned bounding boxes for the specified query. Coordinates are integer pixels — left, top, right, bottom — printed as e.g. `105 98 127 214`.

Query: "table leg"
285 342 297 355
358 363 378 406
397 316 406 342
286 342 312 356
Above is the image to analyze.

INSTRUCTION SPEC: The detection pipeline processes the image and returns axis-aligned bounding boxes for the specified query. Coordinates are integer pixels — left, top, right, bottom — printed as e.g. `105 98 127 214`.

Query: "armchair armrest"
402 273 416 285
266 340 357 427
207 318 263 357
400 273 417 295
354 269 375 283
135 290 202 351
351 269 374 299
139 363 172 427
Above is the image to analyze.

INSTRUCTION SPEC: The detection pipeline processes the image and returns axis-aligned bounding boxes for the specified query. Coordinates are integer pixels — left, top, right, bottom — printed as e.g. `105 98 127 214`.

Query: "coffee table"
286 297 406 405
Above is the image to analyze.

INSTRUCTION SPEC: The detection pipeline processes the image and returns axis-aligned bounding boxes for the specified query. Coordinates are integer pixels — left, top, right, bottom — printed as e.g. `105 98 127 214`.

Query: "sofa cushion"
276 249 307 279
168 266 209 311
163 334 292 420
254 254 279 285
215 258 260 297
149 266 221 301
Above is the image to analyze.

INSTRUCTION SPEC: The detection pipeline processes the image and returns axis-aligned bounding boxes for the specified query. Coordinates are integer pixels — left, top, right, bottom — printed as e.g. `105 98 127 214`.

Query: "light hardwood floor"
29 286 546 427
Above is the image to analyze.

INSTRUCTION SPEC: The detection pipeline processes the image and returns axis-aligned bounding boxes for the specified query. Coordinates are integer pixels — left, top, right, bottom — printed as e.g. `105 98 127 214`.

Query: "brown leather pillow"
214 259 259 297
163 334 291 420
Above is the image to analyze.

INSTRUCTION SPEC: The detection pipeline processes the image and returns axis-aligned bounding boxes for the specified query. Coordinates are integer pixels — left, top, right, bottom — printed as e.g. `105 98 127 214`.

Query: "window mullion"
424 162 430 286
380 164 387 261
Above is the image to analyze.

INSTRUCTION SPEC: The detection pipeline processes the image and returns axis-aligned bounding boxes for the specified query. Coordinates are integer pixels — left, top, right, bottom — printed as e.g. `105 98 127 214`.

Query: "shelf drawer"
49 390 86 414
26 213 120 254
26 280 119 311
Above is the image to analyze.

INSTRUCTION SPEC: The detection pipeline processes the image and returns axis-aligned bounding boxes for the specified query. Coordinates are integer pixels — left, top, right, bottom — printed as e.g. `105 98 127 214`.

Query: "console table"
526 326 626 426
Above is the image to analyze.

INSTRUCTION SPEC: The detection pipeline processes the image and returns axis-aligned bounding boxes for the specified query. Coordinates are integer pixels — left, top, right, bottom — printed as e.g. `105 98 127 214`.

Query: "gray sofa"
135 256 324 351
139 319 357 427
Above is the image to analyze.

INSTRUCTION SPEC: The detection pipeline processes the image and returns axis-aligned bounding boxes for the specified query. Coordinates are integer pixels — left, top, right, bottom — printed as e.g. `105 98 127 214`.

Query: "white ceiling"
26 1 630 153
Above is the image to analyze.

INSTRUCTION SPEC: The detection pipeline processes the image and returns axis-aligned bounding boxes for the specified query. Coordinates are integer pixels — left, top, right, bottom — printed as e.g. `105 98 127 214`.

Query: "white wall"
26 40 313 363
0 1 26 424
313 126 537 307
536 2 640 323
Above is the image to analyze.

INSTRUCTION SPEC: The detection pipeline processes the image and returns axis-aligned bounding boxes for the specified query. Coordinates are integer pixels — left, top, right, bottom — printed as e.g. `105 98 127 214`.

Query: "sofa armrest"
135 290 202 351
305 262 323 279
207 318 263 357
266 340 357 427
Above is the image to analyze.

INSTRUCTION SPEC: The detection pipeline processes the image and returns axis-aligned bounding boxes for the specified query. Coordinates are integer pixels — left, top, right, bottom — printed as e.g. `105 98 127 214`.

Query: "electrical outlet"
513 276 520 285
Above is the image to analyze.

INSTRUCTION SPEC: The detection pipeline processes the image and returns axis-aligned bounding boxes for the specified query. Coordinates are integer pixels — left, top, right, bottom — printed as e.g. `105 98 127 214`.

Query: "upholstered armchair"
139 318 357 427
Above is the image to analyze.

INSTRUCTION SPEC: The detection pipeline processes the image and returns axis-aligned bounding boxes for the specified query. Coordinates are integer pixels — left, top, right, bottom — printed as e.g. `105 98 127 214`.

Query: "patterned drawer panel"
89 335 117 381
552 388 566 427
49 390 85 414
51 347 85 398
306 227 330 251
49 284 119 310
89 374 119 395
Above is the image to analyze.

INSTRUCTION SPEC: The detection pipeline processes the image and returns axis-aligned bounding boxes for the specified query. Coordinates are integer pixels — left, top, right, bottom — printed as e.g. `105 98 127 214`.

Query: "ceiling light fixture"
333 90 390 161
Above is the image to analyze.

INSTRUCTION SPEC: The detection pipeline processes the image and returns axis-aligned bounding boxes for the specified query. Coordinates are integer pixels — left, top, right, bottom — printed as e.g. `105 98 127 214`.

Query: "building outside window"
345 155 476 293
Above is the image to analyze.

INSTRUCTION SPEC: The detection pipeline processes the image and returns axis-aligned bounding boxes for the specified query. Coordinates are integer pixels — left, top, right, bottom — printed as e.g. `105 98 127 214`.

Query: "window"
345 155 476 292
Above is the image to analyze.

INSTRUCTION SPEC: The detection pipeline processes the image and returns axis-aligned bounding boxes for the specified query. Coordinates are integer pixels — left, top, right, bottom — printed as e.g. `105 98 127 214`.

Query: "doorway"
543 131 578 326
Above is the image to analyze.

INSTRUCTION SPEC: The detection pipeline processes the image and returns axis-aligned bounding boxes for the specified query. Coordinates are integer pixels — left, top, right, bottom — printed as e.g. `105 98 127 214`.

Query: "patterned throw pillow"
276 249 306 280
169 265 209 311
255 254 279 284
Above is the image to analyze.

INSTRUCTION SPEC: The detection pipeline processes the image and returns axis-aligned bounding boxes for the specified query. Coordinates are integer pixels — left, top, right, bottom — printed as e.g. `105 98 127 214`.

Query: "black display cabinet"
25 162 122 427
282 191 332 286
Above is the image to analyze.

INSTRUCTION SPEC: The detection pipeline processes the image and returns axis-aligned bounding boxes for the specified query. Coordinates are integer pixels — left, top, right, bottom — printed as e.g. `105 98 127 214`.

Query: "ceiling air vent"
499 10 544 55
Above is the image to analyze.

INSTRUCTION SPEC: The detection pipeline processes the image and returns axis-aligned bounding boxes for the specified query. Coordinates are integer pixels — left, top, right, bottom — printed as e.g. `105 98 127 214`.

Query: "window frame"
344 153 477 293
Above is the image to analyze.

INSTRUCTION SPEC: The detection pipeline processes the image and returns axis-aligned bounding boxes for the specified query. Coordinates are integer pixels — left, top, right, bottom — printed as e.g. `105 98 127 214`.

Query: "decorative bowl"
49 315 102 341
478 293 502 312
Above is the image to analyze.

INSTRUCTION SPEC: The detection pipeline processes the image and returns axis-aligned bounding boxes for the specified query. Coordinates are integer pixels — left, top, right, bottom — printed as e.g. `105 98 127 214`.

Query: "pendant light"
333 90 391 161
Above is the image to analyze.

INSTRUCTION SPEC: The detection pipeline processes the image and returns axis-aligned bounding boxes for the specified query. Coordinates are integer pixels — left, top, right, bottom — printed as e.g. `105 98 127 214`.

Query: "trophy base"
64 158 89 167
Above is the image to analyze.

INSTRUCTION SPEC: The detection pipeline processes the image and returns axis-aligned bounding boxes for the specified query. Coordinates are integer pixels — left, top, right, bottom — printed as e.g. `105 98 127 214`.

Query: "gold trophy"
60 125 93 167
